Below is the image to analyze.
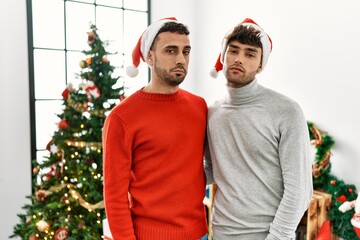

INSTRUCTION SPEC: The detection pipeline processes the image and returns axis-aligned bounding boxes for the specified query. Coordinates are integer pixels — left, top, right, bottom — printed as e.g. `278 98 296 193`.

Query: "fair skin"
223 41 263 88
143 32 191 94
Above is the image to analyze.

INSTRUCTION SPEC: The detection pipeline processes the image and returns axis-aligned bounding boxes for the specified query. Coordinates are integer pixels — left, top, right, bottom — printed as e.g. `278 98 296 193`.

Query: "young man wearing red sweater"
102 18 208 240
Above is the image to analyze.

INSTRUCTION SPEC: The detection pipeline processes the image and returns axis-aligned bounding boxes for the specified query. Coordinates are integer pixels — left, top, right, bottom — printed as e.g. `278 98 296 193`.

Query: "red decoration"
316 220 331 240
46 139 54 151
61 83 74 99
58 120 70 129
330 180 336 185
354 226 360 238
102 57 109 63
348 188 353 193
55 227 69 240
315 139 323 146
35 190 47 202
77 220 85 229
29 236 39 240
336 195 347 203
62 88 70 99
87 31 96 44
85 82 101 101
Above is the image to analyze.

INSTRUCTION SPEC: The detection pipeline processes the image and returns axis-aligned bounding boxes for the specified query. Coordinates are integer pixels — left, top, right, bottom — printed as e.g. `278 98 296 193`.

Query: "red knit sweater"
102 88 208 240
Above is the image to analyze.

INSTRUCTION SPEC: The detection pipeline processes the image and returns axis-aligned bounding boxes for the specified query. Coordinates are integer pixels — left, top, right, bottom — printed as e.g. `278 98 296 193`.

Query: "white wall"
2 0 360 239
0 1 32 239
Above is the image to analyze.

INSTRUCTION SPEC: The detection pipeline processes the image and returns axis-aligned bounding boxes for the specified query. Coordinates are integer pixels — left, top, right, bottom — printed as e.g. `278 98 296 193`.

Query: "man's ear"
257 65 262 73
147 51 153 65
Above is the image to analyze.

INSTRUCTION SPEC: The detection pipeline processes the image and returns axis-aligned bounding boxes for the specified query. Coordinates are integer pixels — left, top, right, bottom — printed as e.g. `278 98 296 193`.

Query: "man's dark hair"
150 22 190 50
227 25 262 50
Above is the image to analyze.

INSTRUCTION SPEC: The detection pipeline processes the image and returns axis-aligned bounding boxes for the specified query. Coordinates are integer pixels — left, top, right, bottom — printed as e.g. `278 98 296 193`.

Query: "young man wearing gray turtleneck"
205 18 313 240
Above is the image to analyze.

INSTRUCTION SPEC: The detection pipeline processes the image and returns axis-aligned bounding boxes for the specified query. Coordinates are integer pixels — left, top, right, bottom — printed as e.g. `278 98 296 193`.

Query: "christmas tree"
308 122 359 239
11 24 124 240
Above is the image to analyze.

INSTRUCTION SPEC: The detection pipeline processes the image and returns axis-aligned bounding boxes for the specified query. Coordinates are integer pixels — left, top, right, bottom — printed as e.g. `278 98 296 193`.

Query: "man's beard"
154 65 187 86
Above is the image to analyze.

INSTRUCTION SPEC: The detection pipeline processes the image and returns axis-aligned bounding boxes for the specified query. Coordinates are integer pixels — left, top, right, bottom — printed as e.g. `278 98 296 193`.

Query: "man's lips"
230 66 244 72
171 68 186 74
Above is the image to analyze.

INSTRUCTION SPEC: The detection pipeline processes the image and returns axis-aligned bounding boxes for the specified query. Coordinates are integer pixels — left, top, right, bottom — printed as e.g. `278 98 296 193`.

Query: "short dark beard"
154 65 186 86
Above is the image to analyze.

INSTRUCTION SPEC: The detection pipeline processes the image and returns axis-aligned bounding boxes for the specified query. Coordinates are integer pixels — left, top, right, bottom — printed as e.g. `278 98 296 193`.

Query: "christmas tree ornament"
79 60 87 69
36 220 49 232
77 220 85 229
58 119 70 129
32 166 39 175
85 81 101 101
55 227 69 240
336 195 347 203
87 31 96 44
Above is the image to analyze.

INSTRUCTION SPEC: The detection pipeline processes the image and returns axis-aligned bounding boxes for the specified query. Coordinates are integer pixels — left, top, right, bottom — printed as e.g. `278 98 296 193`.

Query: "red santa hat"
210 18 273 78
126 17 179 78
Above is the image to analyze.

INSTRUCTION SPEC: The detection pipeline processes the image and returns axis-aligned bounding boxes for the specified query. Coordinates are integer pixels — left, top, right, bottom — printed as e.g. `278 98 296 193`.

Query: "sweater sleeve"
103 112 136 240
266 104 313 240
204 136 215 185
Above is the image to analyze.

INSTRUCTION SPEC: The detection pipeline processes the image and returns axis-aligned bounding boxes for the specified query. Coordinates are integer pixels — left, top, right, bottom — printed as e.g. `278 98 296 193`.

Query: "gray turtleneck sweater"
204 79 313 240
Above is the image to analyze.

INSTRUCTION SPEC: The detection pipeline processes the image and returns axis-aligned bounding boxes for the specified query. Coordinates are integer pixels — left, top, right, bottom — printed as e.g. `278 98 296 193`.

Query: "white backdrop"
1 0 360 239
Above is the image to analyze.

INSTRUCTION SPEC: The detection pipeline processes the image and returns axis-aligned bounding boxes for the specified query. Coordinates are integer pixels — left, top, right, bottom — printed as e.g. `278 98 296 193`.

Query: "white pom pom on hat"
210 18 273 78
126 17 179 78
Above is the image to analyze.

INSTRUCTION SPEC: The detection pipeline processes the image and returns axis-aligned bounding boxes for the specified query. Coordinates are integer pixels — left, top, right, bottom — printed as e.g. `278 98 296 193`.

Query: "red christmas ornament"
61 83 74 99
87 31 96 44
102 57 109 63
58 120 70 129
29 236 39 240
55 227 69 240
77 220 86 229
349 188 353 193
35 190 47 202
62 88 69 99
336 195 347 203
330 180 336 185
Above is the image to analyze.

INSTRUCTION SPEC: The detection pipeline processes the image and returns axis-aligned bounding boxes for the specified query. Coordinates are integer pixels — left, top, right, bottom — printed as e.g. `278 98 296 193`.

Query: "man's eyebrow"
164 45 191 50
228 43 259 52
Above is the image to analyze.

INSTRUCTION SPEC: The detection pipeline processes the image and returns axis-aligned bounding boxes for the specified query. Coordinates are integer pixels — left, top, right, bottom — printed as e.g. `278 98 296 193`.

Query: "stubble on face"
154 64 187 86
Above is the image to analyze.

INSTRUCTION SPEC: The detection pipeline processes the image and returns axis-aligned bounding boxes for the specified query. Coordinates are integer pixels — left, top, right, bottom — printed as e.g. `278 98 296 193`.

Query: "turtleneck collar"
226 79 259 105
